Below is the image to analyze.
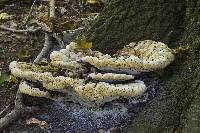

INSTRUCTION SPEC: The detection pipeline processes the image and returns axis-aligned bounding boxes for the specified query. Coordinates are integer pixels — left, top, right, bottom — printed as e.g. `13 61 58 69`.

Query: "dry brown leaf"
75 35 93 50
26 118 47 126
86 0 103 4
98 127 117 133
0 13 11 20
31 19 52 32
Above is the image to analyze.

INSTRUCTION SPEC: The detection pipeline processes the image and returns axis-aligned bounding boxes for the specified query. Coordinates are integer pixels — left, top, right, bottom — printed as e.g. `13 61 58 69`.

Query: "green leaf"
0 72 11 84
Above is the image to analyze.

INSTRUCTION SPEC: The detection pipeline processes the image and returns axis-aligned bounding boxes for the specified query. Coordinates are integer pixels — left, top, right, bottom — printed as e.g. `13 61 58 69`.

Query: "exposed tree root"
0 89 39 131
34 0 55 64
34 32 52 63
0 104 13 118
33 33 65 64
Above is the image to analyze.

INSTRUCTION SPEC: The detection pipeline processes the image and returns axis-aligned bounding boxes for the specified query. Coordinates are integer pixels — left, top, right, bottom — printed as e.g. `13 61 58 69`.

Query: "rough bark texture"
85 0 200 132
85 0 185 54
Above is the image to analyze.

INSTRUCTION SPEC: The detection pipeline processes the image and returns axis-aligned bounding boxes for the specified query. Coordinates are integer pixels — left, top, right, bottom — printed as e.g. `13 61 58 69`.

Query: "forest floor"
0 1 161 132
0 1 104 132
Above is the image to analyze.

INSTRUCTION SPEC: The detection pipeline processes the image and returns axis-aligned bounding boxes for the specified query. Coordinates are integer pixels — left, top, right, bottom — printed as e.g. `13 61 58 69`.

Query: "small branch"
0 109 21 131
71 5 80 15
0 104 12 118
34 32 52 63
23 0 38 26
49 0 55 18
0 25 41 33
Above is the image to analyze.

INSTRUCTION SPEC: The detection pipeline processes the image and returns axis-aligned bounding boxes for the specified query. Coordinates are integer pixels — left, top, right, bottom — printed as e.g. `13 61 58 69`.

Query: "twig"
34 32 52 63
23 0 38 26
0 104 12 118
0 90 39 131
49 0 55 18
71 5 80 15
0 25 41 33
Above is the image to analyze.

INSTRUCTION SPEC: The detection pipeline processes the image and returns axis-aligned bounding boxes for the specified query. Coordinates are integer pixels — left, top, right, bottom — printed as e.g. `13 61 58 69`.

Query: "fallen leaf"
86 0 103 5
98 127 117 133
0 72 11 84
16 50 30 59
10 75 19 84
26 118 47 126
0 13 12 20
62 22 78 30
35 12 48 22
171 127 181 133
32 19 52 32
75 35 92 50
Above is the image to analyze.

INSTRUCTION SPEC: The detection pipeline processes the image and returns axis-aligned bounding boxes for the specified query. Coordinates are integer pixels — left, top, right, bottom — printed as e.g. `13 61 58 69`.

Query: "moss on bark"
85 0 185 54
127 0 200 132
125 39 200 132
181 95 200 133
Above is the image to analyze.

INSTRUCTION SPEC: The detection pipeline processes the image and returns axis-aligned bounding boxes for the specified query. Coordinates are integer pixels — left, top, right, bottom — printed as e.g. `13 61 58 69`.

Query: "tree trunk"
84 0 200 132
85 0 185 54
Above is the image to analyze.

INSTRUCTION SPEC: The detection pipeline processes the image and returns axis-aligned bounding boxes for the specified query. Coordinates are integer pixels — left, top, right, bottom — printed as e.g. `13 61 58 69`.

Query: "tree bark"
84 0 200 132
85 0 185 54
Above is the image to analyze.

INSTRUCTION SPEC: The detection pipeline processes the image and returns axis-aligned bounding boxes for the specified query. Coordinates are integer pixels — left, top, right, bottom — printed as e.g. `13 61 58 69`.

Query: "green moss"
19 63 62 73
181 95 200 133
85 0 185 54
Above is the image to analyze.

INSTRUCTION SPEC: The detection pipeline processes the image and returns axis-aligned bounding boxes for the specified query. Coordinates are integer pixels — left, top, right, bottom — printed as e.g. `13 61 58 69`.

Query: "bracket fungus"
88 73 135 82
9 40 174 106
83 40 175 74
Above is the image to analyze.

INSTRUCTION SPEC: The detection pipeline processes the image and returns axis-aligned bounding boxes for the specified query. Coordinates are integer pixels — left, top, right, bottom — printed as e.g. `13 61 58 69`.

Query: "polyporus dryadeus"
83 40 174 74
9 40 174 107
88 73 135 82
